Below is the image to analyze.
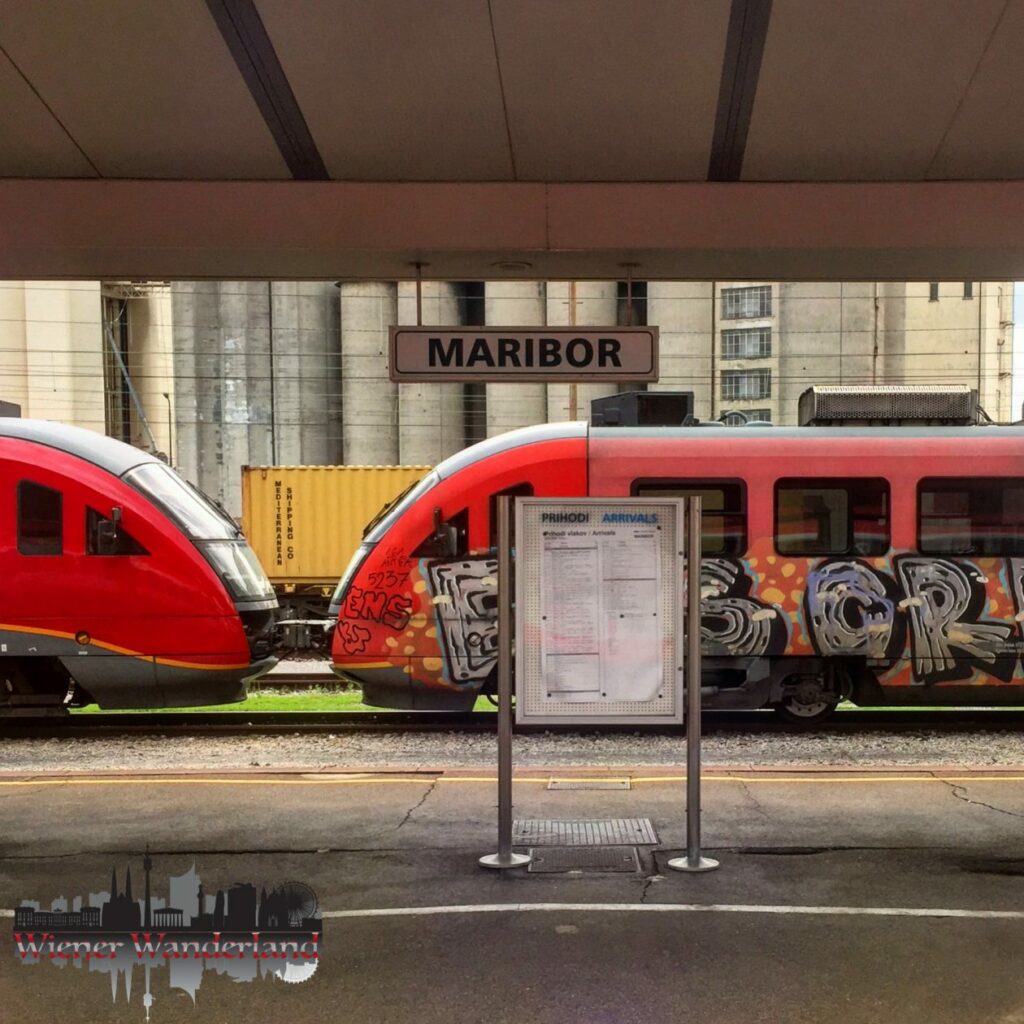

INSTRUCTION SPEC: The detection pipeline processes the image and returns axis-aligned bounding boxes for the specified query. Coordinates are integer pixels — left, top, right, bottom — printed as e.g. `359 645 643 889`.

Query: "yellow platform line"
0 774 1022 788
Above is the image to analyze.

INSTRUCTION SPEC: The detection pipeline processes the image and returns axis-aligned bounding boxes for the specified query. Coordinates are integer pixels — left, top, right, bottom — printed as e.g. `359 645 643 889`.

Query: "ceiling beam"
2 180 1024 281
707 0 773 181
204 0 328 180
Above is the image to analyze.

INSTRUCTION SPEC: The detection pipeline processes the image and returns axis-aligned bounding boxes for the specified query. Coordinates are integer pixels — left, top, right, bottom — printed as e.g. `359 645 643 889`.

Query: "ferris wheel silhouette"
279 881 318 927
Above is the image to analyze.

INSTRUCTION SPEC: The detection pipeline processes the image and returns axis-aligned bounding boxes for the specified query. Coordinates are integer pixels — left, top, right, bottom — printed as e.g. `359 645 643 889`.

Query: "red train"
330 418 1024 721
0 419 278 712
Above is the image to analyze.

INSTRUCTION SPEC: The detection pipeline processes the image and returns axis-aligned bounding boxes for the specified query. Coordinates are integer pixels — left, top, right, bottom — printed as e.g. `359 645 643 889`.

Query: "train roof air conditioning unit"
798 386 981 426
591 391 694 427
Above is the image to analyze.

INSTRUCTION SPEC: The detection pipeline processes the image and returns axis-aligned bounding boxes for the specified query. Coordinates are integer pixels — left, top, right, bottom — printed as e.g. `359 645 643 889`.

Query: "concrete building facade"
0 278 1014 515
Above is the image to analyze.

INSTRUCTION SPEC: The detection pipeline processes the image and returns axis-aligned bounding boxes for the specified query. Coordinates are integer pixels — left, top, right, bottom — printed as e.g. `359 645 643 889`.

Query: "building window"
776 478 889 556
964 281 974 299
721 285 771 320
722 369 771 401
746 408 772 422
17 480 63 555
634 480 746 555
919 478 1024 556
721 327 771 360
929 282 940 301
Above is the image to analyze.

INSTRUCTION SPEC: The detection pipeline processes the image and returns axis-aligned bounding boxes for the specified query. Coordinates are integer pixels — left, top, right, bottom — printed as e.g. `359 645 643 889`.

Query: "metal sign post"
480 495 531 870
669 495 719 873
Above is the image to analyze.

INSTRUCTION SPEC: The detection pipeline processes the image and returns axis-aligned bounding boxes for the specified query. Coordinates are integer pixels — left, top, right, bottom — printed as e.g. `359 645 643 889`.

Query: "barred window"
721 369 771 401
721 327 771 359
721 285 771 319
746 408 772 422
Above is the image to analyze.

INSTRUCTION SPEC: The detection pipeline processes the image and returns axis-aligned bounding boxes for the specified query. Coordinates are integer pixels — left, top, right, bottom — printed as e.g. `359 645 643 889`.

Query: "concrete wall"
396 281 464 462
484 280 547 435
171 281 342 515
646 282 713 418
268 282 342 466
171 282 275 514
0 282 105 427
545 281 619 421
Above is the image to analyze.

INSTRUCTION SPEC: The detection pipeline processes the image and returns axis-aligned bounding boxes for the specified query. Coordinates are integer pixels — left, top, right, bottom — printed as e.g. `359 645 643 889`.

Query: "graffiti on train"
426 559 498 683
339 587 413 631
422 555 1024 687
701 558 788 657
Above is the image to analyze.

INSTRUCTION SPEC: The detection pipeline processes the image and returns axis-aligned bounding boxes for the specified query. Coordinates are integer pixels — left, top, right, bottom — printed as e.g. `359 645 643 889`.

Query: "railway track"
3 709 1024 736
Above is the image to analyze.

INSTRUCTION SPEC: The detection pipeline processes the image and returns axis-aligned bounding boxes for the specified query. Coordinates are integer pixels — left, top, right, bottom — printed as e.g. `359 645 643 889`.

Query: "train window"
412 507 468 559
775 478 889 556
17 480 62 555
919 478 1024 556
489 483 535 547
85 508 148 556
632 480 746 555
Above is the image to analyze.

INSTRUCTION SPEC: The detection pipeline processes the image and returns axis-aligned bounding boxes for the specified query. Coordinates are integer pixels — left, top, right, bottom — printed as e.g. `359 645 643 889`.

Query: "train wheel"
772 674 840 726
773 695 839 725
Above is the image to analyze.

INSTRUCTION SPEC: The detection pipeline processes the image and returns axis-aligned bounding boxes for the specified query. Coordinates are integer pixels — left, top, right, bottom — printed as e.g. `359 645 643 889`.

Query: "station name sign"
388 326 658 382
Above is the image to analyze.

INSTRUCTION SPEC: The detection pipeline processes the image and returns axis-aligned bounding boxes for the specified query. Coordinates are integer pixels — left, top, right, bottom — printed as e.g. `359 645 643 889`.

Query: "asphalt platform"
3 763 1024 1023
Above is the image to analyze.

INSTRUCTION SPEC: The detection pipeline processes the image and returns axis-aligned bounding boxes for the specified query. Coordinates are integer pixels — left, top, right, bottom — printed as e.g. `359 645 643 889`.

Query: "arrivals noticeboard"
515 498 685 725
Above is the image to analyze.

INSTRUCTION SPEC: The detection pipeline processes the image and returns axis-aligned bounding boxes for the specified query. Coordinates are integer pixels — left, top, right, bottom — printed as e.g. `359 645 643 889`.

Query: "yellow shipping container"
241 465 431 588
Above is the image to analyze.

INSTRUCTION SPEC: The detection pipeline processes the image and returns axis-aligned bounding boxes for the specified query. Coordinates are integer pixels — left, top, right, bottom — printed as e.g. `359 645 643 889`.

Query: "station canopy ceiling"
2 0 1023 281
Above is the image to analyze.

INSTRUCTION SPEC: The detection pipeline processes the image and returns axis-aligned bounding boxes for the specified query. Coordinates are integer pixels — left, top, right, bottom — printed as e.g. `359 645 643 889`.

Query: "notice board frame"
514 497 686 726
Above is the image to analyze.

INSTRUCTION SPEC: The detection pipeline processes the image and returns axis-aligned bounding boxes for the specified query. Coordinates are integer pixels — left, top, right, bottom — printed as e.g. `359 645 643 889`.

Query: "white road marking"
320 902 1024 921
4 902 1019 922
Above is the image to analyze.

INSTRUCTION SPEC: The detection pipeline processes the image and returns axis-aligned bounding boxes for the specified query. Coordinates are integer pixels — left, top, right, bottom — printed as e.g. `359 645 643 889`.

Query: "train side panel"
591 429 1024 706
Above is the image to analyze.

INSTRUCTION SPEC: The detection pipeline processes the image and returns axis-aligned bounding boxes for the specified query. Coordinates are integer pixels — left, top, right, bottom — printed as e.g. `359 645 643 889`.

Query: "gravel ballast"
1 728 1023 773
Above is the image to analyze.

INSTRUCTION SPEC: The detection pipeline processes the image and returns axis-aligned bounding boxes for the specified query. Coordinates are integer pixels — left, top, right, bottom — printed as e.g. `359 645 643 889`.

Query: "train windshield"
363 471 440 543
125 463 239 540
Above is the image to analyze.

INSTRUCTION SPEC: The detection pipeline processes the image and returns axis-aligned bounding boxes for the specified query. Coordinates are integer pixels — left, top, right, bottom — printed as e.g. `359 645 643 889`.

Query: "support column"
341 282 398 464
545 281 619 421
397 281 464 463
485 281 547 436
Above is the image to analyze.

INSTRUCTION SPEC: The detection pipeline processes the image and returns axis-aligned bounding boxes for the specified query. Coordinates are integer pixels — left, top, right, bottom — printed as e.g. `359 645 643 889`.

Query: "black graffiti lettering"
805 560 904 660
337 621 371 655
342 587 412 631
895 557 1013 683
382 594 413 631
701 559 788 656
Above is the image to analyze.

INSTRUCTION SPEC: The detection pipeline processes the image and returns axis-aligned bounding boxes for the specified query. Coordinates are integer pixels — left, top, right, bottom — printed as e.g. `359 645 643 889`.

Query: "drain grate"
513 818 659 846
528 846 641 874
547 779 631 791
